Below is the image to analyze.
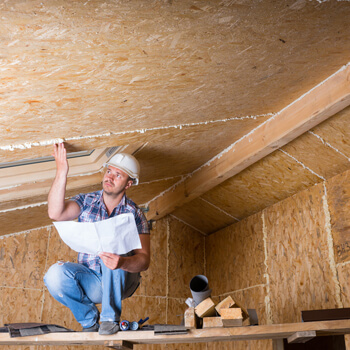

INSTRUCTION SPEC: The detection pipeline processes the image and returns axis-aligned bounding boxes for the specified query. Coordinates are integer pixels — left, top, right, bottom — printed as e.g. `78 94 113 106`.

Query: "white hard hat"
105 153 140 185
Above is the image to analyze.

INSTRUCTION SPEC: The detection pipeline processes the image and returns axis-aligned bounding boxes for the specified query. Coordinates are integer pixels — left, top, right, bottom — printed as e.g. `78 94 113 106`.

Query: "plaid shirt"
71 190 150 273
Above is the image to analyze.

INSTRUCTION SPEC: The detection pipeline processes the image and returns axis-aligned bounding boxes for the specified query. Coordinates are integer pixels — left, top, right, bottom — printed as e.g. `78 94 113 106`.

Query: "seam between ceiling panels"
169 214 206 236
0 114 272 151
278 149 326 181
199 197 240 221
308 131 350 162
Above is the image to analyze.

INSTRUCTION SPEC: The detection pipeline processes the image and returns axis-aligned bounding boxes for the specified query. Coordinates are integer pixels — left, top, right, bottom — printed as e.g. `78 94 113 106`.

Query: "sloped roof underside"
0 0 349 235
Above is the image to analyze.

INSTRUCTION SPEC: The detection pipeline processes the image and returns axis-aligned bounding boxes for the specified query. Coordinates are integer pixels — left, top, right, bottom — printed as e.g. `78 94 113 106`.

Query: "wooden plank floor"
0 320 350 347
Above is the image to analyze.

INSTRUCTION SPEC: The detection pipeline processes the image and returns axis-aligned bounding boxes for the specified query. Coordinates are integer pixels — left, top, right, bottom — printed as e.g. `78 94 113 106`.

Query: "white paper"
53 213 142 255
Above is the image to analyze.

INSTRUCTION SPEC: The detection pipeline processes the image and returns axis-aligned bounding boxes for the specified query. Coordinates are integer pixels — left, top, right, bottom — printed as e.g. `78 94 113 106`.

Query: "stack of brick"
184 296 250 329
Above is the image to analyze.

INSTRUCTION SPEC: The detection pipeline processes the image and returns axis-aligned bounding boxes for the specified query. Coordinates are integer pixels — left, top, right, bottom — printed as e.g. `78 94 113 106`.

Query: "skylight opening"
0 150 95 170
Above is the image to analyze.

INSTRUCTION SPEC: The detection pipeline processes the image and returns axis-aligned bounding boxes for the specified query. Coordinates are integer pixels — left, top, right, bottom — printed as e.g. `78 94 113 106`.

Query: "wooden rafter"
146 64 350 221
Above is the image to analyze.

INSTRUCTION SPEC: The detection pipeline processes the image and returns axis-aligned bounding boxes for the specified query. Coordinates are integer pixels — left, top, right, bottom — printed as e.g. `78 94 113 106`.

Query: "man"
44 143 150 335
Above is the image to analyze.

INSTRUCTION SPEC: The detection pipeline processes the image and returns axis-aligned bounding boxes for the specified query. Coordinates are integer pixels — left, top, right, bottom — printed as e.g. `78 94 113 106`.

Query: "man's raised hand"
53 143 69 177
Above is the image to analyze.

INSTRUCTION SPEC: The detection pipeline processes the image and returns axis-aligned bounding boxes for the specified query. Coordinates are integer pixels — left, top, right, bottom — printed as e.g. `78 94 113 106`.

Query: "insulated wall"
206 167 350 349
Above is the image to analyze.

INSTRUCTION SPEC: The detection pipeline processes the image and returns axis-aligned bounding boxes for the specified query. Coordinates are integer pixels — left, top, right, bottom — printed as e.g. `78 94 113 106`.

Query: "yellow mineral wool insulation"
199 197 240 221
262 212 273 324
309 131 350 161
278 149 326 181
322 183 343 308
0 114 270 151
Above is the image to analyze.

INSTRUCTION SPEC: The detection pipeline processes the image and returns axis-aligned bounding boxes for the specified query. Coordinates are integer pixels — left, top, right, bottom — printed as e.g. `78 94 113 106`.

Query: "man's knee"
44 261 72 290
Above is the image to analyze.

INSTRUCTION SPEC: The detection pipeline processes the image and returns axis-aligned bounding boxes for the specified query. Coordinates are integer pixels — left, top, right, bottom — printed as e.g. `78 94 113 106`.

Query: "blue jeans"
44 260 140 328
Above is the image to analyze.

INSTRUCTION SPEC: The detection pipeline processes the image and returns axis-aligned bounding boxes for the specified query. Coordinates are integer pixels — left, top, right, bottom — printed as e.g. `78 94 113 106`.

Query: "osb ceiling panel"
200 148 323 221
171 197 238 235
0 0 350 157
0 0 350 236
135 115 269 182
174 107 350 233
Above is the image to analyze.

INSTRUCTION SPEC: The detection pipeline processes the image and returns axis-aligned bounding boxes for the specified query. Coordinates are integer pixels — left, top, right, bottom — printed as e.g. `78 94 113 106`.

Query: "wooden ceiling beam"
146 64 350 221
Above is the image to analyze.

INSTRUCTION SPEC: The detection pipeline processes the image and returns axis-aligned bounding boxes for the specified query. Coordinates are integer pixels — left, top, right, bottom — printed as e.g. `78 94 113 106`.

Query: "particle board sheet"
0 173 103 212
0 204 51 237
0 1 350 164
263 183 340 324
325 168 350 264
136 218 167 297
167 298 189 326
311 106 350 158
229 285 269 326
45 225 79 268
41 288 83 332
172 197 238 235
282 132 350 180
127 176 182 206
0 172 176 214
205 212 265 296
129 116 269 183
337 263 350 307
121 296 167 326
0 227 49 289
168 216 205 299
201 149 321 221
0 287 43 326
0 114 269 165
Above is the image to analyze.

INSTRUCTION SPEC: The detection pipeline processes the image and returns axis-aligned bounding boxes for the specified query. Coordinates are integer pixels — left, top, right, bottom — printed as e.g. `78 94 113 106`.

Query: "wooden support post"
105 340 134 350
287 331 316 344
273 339 284 350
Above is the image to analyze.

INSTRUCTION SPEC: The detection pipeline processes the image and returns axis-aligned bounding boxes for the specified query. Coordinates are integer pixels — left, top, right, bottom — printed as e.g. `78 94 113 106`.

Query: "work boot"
99 321 119 335
82 323 99 332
